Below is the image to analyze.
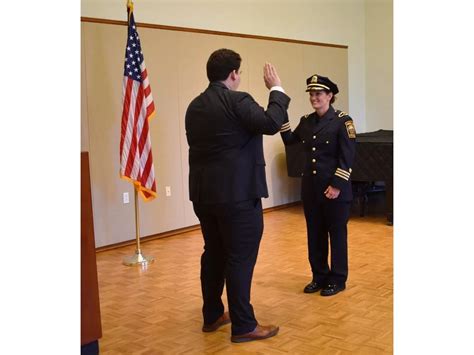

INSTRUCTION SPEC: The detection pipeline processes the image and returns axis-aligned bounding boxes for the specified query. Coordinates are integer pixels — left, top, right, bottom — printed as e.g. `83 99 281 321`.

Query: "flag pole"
122 188 155 266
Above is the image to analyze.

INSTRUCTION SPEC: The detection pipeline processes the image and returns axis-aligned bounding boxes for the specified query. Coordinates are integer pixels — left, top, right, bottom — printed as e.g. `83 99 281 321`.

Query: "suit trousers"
302 195 351 286
192 199 263 336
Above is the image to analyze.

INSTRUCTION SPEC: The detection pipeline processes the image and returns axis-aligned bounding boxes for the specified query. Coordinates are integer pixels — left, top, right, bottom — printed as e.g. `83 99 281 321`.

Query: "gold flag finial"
127 0 133 21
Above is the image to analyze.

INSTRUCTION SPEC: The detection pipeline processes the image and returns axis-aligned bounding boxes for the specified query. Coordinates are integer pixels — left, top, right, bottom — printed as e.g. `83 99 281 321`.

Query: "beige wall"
82 0 367 131
81 21 348 247
81 33 90 152
365 0 393 131
81 0 393 247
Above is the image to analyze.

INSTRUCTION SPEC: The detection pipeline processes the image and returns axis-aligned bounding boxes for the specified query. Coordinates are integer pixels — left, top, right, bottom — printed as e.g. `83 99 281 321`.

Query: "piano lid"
356 129 393 144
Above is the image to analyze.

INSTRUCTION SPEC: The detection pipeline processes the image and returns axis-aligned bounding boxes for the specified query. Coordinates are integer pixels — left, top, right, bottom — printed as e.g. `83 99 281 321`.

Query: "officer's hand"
263 63 282 89
324 185 340 199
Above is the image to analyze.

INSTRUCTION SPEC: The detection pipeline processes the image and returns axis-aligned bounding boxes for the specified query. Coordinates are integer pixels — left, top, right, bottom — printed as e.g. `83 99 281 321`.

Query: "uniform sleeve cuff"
331 168 352 189
280 121 291 132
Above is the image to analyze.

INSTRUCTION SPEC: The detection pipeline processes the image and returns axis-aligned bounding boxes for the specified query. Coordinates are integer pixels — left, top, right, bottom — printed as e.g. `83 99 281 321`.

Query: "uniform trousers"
192 198 263 336
302 192 351 286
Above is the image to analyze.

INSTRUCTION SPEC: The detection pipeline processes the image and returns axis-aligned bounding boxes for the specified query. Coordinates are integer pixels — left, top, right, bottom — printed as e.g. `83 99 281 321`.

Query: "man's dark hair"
206 48 241 82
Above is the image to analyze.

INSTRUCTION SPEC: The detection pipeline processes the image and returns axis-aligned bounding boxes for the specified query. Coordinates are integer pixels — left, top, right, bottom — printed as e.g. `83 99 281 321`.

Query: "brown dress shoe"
202 312 231 332
231 324 279 343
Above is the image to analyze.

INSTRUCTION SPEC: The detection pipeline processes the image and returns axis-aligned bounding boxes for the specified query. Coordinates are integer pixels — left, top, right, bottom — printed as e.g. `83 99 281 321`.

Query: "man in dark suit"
185 48 290 343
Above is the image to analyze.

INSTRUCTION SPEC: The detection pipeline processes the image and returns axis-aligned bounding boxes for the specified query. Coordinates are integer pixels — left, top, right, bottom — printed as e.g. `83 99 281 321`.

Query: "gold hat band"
306 83 331 90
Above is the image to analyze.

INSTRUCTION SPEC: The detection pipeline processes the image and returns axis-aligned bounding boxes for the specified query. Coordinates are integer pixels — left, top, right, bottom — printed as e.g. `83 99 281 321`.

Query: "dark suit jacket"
185 81 291 204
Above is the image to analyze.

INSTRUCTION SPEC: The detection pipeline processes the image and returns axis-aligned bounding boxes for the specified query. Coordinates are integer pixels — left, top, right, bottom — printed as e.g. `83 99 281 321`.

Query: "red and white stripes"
120 61 157 200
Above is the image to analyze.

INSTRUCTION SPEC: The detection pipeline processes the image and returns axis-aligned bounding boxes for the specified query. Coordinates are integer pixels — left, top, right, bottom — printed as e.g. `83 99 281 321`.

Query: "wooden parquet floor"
95 204 393 354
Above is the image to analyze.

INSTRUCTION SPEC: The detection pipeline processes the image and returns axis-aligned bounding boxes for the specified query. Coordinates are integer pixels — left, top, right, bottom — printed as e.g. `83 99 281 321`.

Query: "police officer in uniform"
280 74 356 296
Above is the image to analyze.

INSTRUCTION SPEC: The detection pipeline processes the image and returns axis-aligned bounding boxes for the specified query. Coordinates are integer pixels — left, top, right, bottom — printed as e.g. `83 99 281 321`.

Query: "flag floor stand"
123 249 154 266
123 189 155 266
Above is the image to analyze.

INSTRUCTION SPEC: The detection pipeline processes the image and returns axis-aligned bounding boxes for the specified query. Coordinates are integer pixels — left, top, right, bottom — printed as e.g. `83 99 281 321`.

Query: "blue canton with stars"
124 12 144 82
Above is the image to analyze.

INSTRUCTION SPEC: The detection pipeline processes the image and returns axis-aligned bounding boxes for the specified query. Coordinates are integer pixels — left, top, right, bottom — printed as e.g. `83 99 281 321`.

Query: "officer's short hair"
207 49 242 82
325 90 337 104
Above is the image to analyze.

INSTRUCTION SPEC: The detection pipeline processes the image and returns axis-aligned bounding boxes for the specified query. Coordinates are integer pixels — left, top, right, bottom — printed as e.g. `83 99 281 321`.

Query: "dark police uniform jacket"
185 81 291 204
280 106 356 201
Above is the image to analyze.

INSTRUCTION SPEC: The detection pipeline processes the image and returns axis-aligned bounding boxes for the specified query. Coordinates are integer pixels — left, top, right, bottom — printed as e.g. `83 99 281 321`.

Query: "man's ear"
229 70 237 81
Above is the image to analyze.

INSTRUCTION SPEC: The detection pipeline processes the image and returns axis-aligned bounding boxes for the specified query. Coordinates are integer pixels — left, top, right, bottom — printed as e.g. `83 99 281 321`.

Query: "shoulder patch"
344 120 356 138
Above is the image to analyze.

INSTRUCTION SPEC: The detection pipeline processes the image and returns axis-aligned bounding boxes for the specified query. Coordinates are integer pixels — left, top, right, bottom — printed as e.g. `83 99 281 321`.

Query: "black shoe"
304 281 324 293
320 284 346 296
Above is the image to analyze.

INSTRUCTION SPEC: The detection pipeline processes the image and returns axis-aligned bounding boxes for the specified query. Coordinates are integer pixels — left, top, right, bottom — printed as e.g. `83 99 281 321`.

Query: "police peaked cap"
306 74 339 94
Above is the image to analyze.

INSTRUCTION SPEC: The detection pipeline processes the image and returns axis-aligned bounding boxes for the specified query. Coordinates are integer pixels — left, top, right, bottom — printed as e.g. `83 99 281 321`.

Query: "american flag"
120 6 157 201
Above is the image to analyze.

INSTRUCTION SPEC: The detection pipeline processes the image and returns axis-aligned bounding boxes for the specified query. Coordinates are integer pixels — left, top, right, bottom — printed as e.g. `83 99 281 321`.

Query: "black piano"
351 129 393 225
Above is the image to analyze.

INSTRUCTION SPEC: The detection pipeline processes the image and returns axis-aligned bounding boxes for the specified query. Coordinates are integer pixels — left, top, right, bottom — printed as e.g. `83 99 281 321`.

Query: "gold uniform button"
312 147 316 151
326 141 329 144
312 159 316 163
313 135 316 139
301 173 304 176
312 170 317 175
302 140 305 143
